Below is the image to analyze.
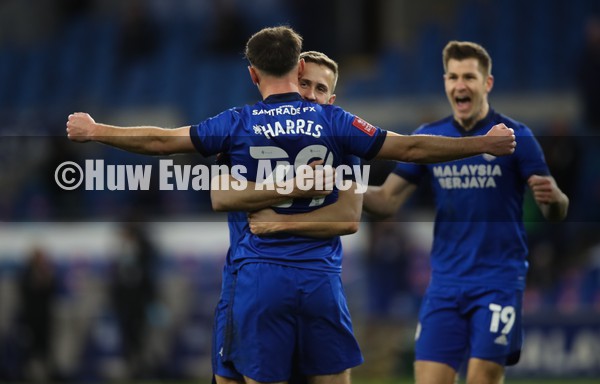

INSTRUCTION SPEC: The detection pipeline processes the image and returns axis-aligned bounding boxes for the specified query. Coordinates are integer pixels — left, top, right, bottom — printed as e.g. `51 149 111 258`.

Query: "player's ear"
248 66 259 86
327 94 336 105
486 74 494 93
298 58 305 76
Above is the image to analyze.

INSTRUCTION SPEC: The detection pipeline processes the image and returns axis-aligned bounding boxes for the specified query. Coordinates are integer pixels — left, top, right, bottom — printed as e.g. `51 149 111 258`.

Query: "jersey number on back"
249 144 334 208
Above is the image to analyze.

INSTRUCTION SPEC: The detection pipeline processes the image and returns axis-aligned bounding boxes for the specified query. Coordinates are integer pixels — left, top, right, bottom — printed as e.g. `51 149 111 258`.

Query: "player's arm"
211 175 292 211
211 176 331 212
363 173 418 219
248 184 363 238
528 175 569 221
375 124 516 163
66 112 195 155
211 160 333 212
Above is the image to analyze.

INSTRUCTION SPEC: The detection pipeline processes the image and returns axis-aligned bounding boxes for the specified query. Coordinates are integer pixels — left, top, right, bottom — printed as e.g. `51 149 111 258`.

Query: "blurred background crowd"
1 0 600 382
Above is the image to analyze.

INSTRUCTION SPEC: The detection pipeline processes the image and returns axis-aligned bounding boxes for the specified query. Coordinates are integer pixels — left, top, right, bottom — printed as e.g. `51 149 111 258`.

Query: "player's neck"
460 103 490 131
259 77 300 100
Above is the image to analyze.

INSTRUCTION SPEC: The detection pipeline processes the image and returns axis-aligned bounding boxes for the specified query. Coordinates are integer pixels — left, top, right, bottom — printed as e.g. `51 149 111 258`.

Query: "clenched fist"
484 123 516 156
528 175 562 205
66 112 96 142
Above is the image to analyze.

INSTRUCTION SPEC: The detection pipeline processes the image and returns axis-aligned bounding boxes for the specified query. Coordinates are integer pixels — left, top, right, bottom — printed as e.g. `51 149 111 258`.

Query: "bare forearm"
273 216 359 238
91 124 192 155
379 134 485 163
279 192 362 237
211 174 330 212
540 192 569 221
409 134 489 163
67 113 196 154
363 176 417 219
363 186 396 218
377 126 515 163
211 177 292 211
248 187 362 238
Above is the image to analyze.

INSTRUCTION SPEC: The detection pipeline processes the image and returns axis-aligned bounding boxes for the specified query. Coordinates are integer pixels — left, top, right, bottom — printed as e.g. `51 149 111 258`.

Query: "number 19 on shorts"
488 303 515 337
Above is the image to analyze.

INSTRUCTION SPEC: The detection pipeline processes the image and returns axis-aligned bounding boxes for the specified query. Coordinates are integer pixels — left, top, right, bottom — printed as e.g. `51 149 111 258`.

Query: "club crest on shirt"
352 116 376 136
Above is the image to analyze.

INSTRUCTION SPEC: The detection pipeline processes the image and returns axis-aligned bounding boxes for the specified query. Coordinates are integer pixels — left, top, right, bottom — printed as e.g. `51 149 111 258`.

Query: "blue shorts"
212 265 242 380
212 266 309 383
215 262 363 382
415 283 523 371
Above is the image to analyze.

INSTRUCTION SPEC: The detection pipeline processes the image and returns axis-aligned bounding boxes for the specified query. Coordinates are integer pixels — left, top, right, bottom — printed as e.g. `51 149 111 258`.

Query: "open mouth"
455 96 471 111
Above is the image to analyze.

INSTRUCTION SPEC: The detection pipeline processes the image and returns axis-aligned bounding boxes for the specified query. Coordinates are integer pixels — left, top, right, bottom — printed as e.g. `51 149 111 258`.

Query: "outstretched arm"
248 183 363 238
66 112 195 155
363 174 417 219
376 124 516 163
528 175 569 221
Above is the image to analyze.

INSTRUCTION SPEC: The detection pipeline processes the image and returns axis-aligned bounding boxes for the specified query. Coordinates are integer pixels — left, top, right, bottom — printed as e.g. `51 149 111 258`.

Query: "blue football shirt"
392 109 549 289
190 92 385 272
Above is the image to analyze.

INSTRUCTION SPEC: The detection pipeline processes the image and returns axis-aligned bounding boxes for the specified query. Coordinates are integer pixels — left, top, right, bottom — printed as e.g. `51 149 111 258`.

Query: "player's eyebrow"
317 82 329 91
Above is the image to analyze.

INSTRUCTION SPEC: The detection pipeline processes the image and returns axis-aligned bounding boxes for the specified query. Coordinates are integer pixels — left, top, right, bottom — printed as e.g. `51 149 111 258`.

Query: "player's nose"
303 89 316 102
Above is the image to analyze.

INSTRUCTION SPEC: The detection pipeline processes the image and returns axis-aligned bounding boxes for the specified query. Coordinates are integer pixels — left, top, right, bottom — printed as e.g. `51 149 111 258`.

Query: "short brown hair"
442 41 492 76
245 26 303 77
300 51 339 91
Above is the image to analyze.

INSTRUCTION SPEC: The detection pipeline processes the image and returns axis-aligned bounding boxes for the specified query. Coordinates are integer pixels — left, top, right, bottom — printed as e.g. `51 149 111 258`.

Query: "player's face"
444 58 493 129
299 62 336 105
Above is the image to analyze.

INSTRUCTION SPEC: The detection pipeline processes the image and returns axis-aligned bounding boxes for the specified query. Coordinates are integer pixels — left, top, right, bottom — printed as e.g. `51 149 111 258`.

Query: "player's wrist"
91 123 109 141
289 180 311 198
478 136 493 155
276 214 301 231
263 219 288 234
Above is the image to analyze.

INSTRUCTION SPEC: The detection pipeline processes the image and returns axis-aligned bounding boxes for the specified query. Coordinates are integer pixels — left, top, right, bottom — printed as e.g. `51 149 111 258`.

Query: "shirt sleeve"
332 107 387 160
189 109 238 156
515 124 551 179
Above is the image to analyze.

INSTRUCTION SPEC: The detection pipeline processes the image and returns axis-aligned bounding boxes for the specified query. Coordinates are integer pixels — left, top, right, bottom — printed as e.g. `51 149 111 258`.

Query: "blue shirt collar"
263 92 303 103
452 107 496 136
